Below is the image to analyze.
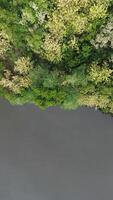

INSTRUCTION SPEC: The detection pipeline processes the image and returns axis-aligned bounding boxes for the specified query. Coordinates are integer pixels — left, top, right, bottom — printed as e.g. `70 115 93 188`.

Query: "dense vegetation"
0 0 113 113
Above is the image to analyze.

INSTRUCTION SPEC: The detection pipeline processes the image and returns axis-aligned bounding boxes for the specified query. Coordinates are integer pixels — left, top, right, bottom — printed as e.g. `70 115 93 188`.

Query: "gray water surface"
0 98 113 200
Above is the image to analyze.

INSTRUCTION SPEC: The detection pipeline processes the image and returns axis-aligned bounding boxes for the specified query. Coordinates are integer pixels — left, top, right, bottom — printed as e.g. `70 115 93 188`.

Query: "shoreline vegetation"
0 0 113 114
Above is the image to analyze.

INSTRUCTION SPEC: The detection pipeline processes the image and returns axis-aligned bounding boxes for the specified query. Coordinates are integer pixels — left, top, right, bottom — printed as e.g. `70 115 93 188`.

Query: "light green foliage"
89 4 107 20
88 63 113 84
14 57 32 75
0 57 32 94
42 35 62 62
0 30 11 57
78 94 110 109
91 18 113 49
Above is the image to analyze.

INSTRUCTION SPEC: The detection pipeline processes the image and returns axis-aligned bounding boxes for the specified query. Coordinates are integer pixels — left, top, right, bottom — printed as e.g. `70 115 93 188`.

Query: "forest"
0 0 113 113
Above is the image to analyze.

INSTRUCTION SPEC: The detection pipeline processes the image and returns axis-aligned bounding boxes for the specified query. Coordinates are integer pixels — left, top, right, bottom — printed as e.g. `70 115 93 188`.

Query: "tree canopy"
0 0 113 114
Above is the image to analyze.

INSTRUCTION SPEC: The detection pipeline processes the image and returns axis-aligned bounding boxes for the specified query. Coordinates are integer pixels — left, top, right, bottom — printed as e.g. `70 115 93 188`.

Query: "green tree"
0 0 113 114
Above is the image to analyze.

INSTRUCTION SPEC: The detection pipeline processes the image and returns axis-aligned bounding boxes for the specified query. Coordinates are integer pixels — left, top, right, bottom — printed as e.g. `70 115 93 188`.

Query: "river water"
0 98 113 200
